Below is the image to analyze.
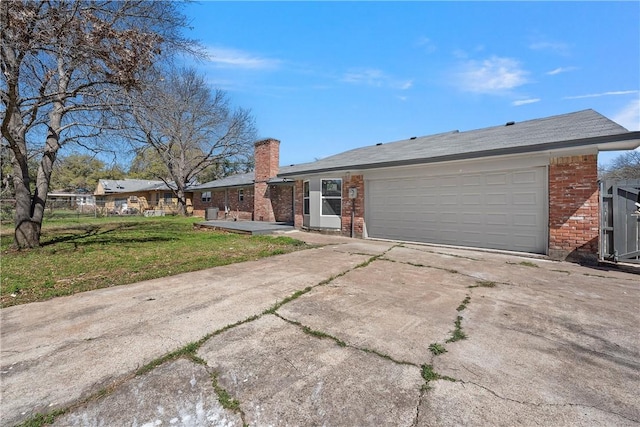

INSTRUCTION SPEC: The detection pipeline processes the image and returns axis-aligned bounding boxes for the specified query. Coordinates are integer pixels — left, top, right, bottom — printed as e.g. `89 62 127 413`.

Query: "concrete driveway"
1 232 638 426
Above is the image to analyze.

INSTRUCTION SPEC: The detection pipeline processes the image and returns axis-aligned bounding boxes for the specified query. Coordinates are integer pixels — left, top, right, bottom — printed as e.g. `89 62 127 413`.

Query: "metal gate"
600 179 640 263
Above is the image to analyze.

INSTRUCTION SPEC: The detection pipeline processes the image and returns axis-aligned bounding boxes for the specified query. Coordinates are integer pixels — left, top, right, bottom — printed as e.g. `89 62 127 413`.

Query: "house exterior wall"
271 184 294 223
548 154 599 262
193 189 226 218
228 187 254 220
293 174 364 235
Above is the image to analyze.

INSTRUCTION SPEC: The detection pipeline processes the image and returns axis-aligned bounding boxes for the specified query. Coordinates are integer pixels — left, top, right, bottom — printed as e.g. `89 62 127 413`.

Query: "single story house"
192 109 640 262
94 179 193 214
47 191 95 209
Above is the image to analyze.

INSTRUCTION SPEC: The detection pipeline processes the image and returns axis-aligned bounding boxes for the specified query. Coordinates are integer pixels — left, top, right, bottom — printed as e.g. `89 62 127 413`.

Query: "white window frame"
320 178 342 217
238 188 244 202
201 191 211 202
303 180 310 215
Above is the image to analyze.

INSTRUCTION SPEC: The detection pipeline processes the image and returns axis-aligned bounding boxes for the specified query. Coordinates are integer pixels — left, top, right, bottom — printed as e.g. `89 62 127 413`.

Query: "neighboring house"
94 179 193 214
47 191 95 209
192 109 640 262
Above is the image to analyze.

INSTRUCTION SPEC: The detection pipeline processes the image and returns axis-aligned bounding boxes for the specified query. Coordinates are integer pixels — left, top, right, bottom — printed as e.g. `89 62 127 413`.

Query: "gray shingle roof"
192 166 297 191
98 179 173 193
279 109 638 177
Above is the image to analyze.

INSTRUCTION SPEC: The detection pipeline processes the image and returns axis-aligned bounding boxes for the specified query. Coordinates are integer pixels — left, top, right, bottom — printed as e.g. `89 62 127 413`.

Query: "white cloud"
206 46 281 70
416 37 436 53
529 41 570 55
563 90 638 100
612 99 640 131
342 68 386 86
342 68 412 90
546 66 577 75
513 98 541 106
456 56 529 94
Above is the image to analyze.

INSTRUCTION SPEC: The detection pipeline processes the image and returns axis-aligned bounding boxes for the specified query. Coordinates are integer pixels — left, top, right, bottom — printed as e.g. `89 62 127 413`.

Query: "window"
321 179 342 216
303 181 310 215
164 192 173 204
238 189 244 202
201 191 211 202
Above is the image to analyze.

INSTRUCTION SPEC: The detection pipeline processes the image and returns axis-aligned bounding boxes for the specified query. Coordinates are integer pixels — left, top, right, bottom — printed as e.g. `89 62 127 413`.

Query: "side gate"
600 179 640 263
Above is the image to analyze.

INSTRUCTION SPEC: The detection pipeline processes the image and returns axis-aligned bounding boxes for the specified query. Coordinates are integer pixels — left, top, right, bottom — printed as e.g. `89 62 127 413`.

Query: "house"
94 179 193 214
192 139 296 222
47 191 95 210
192 109 640 262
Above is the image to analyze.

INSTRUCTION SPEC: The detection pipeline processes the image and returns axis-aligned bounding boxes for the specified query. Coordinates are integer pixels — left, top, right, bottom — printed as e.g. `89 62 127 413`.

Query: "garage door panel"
366 167 546 253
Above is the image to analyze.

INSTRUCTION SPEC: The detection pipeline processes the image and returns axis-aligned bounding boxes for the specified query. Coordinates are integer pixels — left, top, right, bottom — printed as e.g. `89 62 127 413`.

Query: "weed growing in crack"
301 325 347 347
16 409 68 427
468 280 496 288
211 372 242 411
136 341 204 376
507 261 538 268
407 261 458 274
263 287 313 314
420 364 456 390
446 316 467 343
428 343 447 355
456 296 471 312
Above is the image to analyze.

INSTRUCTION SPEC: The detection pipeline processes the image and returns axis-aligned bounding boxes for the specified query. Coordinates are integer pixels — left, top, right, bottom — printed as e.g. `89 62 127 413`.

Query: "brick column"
341 174 365 238
548 155 599 262
254 139 280 222
294 180 304 229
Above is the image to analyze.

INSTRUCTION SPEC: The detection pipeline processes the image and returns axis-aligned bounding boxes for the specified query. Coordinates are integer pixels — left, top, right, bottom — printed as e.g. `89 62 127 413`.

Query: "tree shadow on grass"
41 222 159 247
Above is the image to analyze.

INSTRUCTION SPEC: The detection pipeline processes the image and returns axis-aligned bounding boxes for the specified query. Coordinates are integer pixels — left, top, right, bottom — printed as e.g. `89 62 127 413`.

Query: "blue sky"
182 1 640 168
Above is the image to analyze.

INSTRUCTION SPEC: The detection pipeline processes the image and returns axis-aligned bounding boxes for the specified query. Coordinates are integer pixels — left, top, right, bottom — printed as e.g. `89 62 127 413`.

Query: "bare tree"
600 151 640 180
127 67 256 216
1 0 194 248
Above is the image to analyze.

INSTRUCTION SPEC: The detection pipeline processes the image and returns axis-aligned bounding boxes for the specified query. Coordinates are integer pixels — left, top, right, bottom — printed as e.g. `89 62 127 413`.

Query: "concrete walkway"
1 232 639 426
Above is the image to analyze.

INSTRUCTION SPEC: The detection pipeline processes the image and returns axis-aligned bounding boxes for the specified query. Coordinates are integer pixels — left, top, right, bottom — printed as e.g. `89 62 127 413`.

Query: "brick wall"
548 154 599 262
192 189 226 218
271 184 294 223
341 174 365 237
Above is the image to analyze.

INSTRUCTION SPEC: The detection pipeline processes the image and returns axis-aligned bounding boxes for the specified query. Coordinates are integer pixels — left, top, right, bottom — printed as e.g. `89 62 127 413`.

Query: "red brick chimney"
253 138 280 222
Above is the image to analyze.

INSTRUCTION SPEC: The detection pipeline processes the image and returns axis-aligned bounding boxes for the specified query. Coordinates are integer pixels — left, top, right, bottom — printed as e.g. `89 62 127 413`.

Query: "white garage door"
366 167 547 253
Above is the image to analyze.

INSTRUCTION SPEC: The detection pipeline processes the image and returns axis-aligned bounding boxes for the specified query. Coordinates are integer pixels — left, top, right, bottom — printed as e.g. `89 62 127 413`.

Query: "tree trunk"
176 187 187 216
11 108 62 248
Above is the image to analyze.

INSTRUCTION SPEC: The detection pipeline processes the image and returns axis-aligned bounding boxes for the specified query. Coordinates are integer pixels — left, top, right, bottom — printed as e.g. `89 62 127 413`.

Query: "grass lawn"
0 216 307 308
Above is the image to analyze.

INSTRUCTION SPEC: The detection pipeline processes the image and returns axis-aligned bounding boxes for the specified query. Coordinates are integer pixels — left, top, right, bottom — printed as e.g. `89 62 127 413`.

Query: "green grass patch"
428 343 447 355
1 216 307 307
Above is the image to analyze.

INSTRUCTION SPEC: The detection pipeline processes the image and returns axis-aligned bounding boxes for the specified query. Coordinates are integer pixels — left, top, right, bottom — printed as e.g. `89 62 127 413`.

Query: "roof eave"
278 131 640 177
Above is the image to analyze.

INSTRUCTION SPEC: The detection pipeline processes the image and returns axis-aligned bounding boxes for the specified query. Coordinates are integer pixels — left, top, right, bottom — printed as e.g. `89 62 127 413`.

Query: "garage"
365 165 547 253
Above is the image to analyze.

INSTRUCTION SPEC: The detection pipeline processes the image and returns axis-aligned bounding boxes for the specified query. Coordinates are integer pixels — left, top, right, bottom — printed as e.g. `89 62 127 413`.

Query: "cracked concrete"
1 231 639 426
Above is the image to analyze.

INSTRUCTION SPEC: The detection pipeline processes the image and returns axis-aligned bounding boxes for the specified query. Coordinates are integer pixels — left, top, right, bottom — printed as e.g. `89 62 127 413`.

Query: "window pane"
303 181 309 197
303 199 310 215
322 198 341 216
322 179 341 197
